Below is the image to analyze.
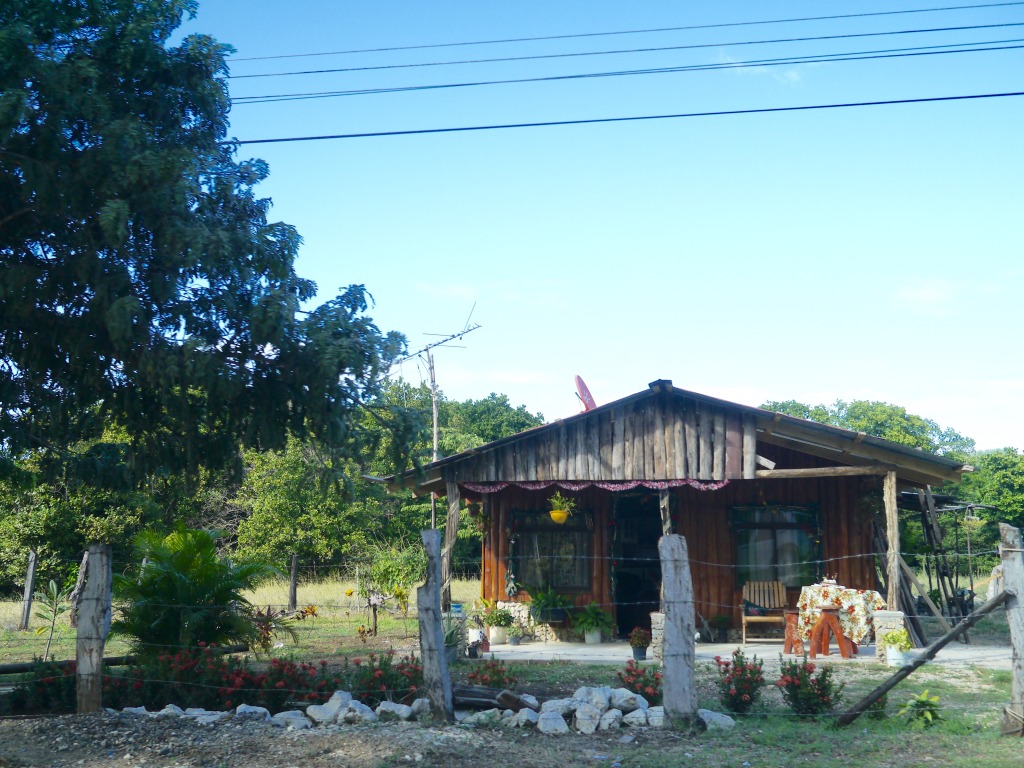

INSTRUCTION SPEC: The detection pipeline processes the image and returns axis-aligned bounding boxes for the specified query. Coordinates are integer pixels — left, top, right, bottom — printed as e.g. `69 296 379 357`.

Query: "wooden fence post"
418 529 453 723
658 534 697 722
76 543 112 714
288 554 299 613
999 522 1024 736
884 471 900 610
68 550 89 628
440 475 460 611
18 550 37 631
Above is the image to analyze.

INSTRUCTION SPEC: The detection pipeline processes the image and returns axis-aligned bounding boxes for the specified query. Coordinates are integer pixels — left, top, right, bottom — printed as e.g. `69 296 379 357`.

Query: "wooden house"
388 380 969 636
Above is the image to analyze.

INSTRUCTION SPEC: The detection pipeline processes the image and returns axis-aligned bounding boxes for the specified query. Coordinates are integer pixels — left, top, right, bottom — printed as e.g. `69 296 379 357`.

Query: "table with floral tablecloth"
797 583 886 644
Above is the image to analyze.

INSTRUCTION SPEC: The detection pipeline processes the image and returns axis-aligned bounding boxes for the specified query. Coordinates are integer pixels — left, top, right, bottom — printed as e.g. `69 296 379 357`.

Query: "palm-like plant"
112 526 280 655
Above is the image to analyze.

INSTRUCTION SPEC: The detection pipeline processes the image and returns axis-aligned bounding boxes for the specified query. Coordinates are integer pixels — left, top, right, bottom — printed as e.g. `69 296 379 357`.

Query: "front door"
612 492 663 638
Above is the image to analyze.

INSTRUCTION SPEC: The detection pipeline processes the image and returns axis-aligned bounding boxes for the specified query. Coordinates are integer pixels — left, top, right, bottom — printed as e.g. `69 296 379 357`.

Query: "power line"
230 22 1024 79
231 90 1024 145
232 39 1024 105
227 1 1024 62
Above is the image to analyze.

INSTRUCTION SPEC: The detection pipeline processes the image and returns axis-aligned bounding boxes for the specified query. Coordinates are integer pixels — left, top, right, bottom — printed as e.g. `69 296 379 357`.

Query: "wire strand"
227 2 1024 62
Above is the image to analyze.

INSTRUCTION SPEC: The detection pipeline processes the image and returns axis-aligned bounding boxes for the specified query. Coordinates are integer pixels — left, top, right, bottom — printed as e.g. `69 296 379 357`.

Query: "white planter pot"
886 647 909 667
488 626 508 645
584 628 602 644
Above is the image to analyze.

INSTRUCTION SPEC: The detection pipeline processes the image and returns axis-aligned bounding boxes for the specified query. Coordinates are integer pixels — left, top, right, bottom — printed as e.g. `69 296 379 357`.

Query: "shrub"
898 689 943 728
713 649 766 714
112 525 280 654
616 659 662 705
8 658 76 713
340 651 424 707
467 655 517 689
776 654 845 716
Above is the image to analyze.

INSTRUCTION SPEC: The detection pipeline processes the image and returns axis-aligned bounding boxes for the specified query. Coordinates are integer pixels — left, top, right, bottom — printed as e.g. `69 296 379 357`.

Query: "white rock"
609 689 649 713
519 693 540 711
184 708 209 716
461 708 503 727
537 711 570 734
122 706 150 716
572 702 602 735
572 686 611 713
647 706 665 727
195 712 230 725
622 708 649 727
598 709 624 730
307 691 352 724
341 700 378 725
235 704 271 721
697 708 735 730
516 708 540 728
271 710 312 729
539 698 577 717
157 704 184 718
410 698 432 720
376 701 414 721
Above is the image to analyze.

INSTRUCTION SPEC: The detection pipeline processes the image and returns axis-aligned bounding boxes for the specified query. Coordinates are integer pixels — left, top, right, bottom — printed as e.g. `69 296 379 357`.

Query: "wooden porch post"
884 471 900 610
441 472 460 612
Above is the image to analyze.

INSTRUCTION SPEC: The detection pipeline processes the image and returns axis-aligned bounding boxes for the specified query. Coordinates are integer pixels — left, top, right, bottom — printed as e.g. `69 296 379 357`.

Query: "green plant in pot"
507 623 524 646
548 491 576 524
882 626 912 666
527 585 575 625
482 606 515 644
442 613 466 664
572 602 614 644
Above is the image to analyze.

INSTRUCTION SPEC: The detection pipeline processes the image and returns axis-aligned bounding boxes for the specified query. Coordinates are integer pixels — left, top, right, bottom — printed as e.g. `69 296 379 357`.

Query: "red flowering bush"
615 659 663 705
466 656 517 689
9 647 423 715
340 651 424 707
714 649 766 714
776 654 844 716
9 658 76 713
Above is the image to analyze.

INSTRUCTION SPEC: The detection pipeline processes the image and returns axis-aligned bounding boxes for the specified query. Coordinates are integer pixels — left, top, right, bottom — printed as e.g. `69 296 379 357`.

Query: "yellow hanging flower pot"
548 491 576 525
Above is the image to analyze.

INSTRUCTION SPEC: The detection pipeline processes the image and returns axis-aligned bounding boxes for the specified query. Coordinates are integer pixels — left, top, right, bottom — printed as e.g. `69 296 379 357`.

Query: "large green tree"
0 2 408 491
761 399 974 457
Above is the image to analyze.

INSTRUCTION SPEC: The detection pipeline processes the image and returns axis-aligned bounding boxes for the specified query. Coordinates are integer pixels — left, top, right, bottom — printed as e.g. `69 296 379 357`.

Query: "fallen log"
452 684 536 712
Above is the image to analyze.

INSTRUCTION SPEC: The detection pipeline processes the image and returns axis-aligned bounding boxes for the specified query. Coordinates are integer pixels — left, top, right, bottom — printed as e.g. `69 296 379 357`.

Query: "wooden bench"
741 580 788 644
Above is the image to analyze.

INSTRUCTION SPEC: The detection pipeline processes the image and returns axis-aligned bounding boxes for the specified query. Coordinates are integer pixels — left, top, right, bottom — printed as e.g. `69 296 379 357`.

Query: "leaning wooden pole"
288 554 299 613
76 543 112 713
836 589 1011 727
417 529 454 723
999 522 1024 736
658 534 697 722
440 475 460 612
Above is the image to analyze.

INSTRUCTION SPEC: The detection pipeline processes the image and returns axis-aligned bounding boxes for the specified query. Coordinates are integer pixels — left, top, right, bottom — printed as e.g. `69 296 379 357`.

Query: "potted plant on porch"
629 626 652 661
572 602 614 644
482 606 515 644
507 623 524 646
527 585 575 625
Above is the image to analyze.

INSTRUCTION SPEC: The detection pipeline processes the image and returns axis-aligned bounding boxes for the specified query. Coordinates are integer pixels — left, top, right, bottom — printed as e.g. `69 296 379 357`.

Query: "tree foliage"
761 399 974 456
0 0 408 486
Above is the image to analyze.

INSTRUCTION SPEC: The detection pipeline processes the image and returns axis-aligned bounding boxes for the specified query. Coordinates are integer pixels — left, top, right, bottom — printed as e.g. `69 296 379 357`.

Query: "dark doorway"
613 493 663 638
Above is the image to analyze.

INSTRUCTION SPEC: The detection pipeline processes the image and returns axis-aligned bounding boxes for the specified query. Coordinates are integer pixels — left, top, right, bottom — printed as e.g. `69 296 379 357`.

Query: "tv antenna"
395 307 481 528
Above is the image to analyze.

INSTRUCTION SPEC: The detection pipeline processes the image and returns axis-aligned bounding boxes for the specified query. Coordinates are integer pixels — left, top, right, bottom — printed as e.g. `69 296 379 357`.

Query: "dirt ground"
0 710 684 768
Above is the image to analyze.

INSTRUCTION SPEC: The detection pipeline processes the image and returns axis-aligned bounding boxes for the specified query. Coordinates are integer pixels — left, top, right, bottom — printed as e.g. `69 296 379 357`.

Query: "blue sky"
183 1 1022 450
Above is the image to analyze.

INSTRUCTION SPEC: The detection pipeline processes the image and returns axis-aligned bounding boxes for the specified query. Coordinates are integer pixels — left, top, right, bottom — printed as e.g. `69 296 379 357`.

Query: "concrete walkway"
482 639 1014 671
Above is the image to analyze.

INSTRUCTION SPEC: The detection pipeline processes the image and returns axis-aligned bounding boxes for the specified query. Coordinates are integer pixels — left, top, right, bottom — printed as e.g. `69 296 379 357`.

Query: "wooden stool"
809 607 853 659
783 609 803 655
